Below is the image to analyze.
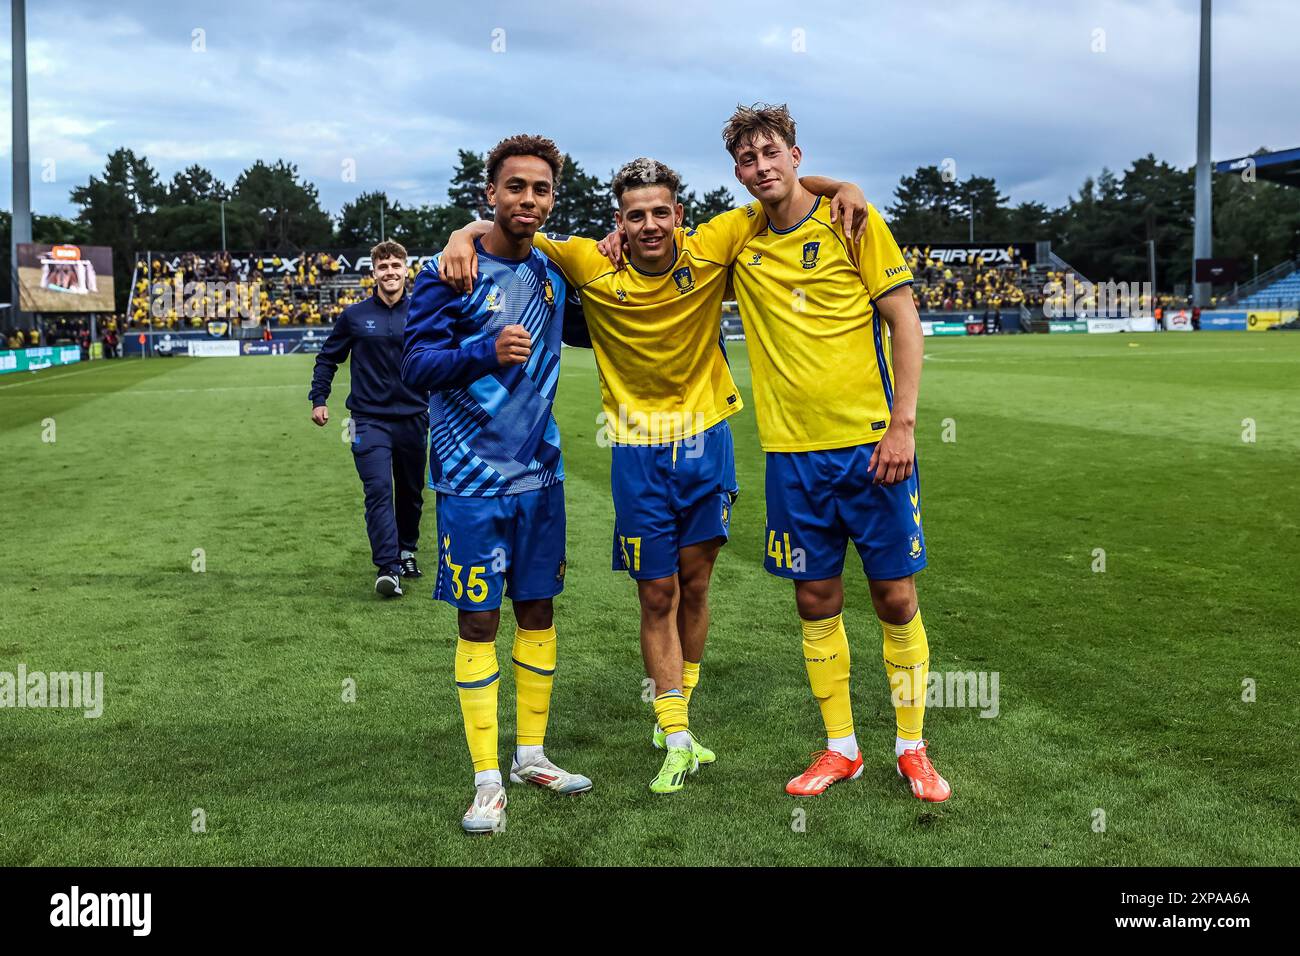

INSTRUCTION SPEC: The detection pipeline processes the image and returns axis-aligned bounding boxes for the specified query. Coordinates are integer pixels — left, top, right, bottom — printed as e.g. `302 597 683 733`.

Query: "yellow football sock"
512 625 556 747
682 660 701 705
801 614 853 738
882 610 929 741
455 637 500 771
652 690 689 736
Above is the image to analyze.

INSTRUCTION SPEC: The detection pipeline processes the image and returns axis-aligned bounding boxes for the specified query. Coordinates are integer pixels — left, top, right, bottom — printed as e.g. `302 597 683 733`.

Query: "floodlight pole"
11 0 32 331
220 200 227 251
1192 0 1212 308
1147 239 1157 308
380 197 386 242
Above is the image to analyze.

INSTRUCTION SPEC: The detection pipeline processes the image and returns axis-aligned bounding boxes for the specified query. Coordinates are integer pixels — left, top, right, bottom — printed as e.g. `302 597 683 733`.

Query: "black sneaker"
375 572 403 598
400 555 422 578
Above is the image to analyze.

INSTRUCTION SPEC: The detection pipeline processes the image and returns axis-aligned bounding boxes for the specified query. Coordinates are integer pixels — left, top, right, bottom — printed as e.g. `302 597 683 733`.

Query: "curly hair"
485 134 563 185
610 157 681 202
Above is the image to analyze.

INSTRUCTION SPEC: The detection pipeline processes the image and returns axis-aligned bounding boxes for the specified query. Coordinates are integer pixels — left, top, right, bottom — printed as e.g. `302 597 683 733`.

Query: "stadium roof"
1215 147 1300 188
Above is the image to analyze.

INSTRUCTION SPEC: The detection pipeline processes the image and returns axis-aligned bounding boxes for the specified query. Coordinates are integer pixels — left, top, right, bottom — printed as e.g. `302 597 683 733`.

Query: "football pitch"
1 332 1297 867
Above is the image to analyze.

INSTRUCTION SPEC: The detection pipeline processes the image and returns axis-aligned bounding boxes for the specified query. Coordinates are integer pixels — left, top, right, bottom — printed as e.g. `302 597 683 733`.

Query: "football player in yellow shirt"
722 103 951 802
438 157 868 793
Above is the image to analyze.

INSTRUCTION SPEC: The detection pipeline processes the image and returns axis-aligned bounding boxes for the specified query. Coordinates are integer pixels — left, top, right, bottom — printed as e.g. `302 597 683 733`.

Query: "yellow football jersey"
534 203 763 444
731 198 913 452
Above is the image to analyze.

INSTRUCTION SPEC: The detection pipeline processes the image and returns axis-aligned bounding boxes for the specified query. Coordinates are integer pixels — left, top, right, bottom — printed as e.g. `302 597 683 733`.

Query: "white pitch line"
0 362 106 390
2 383 306 399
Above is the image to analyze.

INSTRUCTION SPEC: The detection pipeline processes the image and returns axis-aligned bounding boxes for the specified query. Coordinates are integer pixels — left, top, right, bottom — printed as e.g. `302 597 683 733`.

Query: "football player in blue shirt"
402 134 591 835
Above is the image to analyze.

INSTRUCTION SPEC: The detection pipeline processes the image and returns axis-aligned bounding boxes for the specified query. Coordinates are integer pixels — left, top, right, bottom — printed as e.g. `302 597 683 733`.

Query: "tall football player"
401 135 592 834
723 103 952 802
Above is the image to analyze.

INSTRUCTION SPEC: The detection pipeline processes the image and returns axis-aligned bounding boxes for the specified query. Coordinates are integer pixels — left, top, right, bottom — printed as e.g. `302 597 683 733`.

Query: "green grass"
1 332 1297 866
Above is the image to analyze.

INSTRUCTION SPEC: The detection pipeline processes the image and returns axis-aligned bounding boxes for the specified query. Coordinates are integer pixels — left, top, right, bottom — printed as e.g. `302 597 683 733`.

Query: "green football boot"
652 724 716 764
649 746 699 794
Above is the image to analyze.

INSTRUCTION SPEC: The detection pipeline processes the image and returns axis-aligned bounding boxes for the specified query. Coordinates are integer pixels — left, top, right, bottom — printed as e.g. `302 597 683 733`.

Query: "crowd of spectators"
4 316 122 358
123 251 404 330
903 245 1032 314
900 246 1214 319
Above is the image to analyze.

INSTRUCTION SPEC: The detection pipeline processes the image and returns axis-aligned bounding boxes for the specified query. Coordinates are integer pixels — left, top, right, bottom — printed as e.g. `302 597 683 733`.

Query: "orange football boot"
896 740 951 802
785 749 864 796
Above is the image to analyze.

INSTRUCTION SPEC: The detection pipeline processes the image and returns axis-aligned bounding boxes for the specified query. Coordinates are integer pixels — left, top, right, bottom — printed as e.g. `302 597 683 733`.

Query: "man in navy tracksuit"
310 241 429 597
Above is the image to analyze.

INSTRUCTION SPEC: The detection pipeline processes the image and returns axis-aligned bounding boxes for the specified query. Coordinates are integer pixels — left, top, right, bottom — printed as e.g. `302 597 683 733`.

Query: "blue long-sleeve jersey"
402 241 576 497
308 292 428 418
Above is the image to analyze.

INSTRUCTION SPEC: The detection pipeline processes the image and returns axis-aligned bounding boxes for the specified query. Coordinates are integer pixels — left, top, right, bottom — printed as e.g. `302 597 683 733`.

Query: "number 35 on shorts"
440 534 491 604
766 529 806 573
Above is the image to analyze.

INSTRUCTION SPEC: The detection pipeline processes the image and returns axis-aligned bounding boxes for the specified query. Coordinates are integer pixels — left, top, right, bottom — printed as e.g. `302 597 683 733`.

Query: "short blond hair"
722 102 797 158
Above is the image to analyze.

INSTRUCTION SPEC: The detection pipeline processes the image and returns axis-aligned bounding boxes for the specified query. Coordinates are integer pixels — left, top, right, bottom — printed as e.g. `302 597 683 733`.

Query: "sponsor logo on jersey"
616 288 627 301
801 241 820 270
673 266 695 294
485 290 502 311
885 265 910 278
543 277 555 306
545 233 571 242
748 252 763 266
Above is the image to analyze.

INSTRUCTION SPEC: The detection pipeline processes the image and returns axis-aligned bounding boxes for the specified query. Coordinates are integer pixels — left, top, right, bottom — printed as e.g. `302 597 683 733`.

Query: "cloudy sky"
1 0 1296 221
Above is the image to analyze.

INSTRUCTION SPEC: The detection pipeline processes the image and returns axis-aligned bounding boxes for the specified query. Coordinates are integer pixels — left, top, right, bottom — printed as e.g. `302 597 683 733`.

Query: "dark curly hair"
485 134 563 186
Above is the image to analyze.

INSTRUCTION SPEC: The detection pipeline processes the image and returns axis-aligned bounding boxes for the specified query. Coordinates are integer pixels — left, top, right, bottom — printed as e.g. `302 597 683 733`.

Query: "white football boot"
461 783 507 835
509 754 593 795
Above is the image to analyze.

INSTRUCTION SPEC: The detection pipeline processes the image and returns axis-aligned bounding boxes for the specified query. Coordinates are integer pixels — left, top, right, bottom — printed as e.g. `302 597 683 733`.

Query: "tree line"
2 146 1298 314
0 148 736 313
886 152 1300 289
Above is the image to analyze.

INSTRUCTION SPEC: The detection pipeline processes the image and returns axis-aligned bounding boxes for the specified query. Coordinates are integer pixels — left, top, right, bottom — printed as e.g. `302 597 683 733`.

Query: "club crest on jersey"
543 277 555 306
672 266 695 294
801 241 820 270
485 289 502 311
909 534 922 560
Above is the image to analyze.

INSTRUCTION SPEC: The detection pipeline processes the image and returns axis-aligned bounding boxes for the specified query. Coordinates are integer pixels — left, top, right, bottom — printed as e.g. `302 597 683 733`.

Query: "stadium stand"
1235 262 1300 310
125 251 411 330
903 245 1035 314
111 240 1221 338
